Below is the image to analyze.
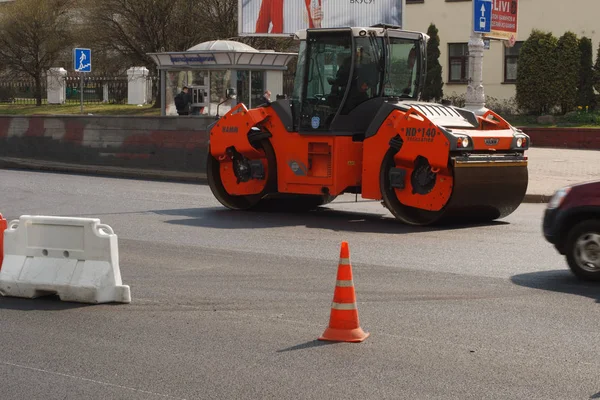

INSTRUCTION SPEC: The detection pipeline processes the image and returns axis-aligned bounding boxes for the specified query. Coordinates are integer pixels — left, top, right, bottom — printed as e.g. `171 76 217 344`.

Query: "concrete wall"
0 116 213 179
0 115 598 182
521 127 600 150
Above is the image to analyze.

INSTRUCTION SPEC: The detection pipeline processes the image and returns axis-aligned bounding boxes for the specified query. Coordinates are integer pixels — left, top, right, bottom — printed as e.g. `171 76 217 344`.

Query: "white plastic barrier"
0 216 131 304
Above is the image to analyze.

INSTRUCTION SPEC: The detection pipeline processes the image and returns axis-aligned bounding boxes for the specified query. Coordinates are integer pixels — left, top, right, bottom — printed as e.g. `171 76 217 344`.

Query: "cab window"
298 31 353 131
385 38 420 98
340 37 384 114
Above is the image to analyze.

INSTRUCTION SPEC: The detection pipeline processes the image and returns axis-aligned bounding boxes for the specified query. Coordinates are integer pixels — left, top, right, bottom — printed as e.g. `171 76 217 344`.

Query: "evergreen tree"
555 32 580 114
593 42 600 96
516 30 559 115
422 23 443 102
577 37 596 110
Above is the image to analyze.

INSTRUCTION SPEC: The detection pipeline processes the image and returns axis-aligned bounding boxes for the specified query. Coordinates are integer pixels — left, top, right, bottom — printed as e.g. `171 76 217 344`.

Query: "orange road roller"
207 25 529 226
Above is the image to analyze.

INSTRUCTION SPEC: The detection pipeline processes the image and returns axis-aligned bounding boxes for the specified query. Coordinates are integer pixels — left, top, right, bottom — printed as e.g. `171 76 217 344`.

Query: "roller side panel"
209 104 269 159
268 135 363 196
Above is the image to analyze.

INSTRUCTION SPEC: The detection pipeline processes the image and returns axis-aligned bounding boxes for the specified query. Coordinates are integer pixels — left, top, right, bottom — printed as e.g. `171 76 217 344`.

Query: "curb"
0 157 207 184
0 158 551 203
522 194 550 204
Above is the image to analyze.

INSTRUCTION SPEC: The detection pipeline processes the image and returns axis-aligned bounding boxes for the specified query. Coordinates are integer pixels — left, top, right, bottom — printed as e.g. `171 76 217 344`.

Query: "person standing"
174 86 192 116
260 90 272 104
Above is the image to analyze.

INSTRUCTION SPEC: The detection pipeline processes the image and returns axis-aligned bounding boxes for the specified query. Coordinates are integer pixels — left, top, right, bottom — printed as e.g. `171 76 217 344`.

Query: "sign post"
465 0 492 115
473 0 492 34
73 48 92 114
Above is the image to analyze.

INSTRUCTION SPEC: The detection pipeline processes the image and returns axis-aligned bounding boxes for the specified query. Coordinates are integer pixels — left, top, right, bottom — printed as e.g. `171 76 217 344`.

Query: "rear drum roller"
207 139 277 210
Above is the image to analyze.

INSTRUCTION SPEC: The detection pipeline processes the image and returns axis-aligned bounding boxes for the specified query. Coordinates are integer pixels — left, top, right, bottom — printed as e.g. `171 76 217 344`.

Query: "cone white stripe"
331 302 357 310
339 257 350 265
336 280 354 287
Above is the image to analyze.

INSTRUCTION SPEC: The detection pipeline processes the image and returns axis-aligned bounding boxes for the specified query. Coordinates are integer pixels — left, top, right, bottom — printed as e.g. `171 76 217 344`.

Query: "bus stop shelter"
148 40 297 116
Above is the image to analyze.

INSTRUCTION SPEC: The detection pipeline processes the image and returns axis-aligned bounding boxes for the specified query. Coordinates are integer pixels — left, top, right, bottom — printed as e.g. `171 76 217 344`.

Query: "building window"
448 43 469 83
504 41 523 83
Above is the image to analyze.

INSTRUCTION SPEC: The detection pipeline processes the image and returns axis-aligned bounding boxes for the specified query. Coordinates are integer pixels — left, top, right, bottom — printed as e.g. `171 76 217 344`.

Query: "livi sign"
484 0 518 45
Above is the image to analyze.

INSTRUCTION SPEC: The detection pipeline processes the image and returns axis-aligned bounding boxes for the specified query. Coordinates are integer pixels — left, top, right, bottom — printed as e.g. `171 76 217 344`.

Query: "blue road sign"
473 0 492 34
73 48 92 72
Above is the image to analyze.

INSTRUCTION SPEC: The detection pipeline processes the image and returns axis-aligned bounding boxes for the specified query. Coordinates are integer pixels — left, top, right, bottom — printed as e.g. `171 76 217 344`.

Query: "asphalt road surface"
1 169 599 400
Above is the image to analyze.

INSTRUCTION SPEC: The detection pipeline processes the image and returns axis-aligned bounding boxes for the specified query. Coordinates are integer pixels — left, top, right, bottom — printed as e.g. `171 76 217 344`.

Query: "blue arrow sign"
73 48 92 72
473 0 492 34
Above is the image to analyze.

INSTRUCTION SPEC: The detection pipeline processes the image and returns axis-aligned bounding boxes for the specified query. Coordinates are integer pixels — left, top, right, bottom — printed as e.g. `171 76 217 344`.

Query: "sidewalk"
0 147 598 203
525 147 600 202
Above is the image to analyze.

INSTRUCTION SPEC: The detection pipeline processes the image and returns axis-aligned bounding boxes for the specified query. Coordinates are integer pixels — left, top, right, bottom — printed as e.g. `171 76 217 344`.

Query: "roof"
148 40 297 71
187 40 260 53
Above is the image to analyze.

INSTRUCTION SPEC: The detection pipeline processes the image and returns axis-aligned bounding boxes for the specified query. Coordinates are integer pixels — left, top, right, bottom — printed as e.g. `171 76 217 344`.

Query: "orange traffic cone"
319 241 369 343
0 213 6 271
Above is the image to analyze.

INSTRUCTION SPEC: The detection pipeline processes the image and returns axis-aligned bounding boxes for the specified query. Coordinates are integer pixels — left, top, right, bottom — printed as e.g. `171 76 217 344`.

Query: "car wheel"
565 219 600 281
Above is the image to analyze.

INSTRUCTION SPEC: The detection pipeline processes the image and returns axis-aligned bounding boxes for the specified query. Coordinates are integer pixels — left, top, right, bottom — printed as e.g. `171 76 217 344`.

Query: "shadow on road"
510 270 600 303
0 295 93 311
276 339 338 353
152 207 508 235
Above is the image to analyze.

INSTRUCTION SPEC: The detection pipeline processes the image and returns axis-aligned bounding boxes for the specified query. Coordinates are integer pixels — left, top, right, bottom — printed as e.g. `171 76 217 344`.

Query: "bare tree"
198 0 237 40
0 0 76 106
80 0 297 107
80 0 211 107
82 0 205 64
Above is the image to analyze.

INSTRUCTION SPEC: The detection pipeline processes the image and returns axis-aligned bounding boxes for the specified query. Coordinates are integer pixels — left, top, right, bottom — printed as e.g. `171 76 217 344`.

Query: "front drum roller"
207 139 277 210
380 149 529 226
380 148 448 225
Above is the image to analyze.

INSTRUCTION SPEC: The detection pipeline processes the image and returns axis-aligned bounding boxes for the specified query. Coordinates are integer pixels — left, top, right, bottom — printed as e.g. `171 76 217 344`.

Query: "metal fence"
0 74 158 105
0 81 44 104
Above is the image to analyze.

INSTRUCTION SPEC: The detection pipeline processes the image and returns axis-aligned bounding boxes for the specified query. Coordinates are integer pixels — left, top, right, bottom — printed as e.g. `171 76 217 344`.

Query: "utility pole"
465 0 492 116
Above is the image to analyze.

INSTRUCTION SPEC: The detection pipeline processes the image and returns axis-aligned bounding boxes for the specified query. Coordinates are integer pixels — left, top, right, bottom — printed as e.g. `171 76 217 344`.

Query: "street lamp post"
465 32 487 115
465 0 492 116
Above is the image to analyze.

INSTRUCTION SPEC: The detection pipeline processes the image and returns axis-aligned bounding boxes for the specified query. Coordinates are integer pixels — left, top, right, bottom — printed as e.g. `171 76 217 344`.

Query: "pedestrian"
174 86 192 116
260 90 272 104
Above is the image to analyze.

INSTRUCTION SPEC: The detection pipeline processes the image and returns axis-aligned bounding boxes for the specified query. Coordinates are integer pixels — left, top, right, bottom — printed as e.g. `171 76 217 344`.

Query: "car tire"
565 219 600 281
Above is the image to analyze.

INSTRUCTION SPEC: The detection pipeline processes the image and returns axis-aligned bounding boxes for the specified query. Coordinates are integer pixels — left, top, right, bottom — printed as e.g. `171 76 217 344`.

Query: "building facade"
403 0 600 102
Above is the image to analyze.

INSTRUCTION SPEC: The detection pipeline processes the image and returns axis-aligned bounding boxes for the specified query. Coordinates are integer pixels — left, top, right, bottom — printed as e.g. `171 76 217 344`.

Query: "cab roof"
293 26 429 41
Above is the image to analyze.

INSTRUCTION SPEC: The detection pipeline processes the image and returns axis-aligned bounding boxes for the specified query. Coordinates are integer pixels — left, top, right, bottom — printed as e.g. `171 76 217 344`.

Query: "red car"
543 180 600 280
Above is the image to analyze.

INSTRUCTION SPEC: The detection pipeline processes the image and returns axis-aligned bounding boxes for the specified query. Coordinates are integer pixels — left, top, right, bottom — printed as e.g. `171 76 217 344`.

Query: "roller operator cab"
207 25 530 226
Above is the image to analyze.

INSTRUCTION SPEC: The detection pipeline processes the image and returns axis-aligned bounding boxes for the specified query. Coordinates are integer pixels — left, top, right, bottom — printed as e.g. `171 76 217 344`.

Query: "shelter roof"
148 40 296 70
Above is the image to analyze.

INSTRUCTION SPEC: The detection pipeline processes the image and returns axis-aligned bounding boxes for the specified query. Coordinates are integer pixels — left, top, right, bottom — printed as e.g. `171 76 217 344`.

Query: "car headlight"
547 187 571 209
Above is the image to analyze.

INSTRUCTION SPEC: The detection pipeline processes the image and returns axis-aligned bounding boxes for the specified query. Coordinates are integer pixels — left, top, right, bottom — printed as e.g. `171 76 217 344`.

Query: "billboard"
484 0 518 44
238 0 404 37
